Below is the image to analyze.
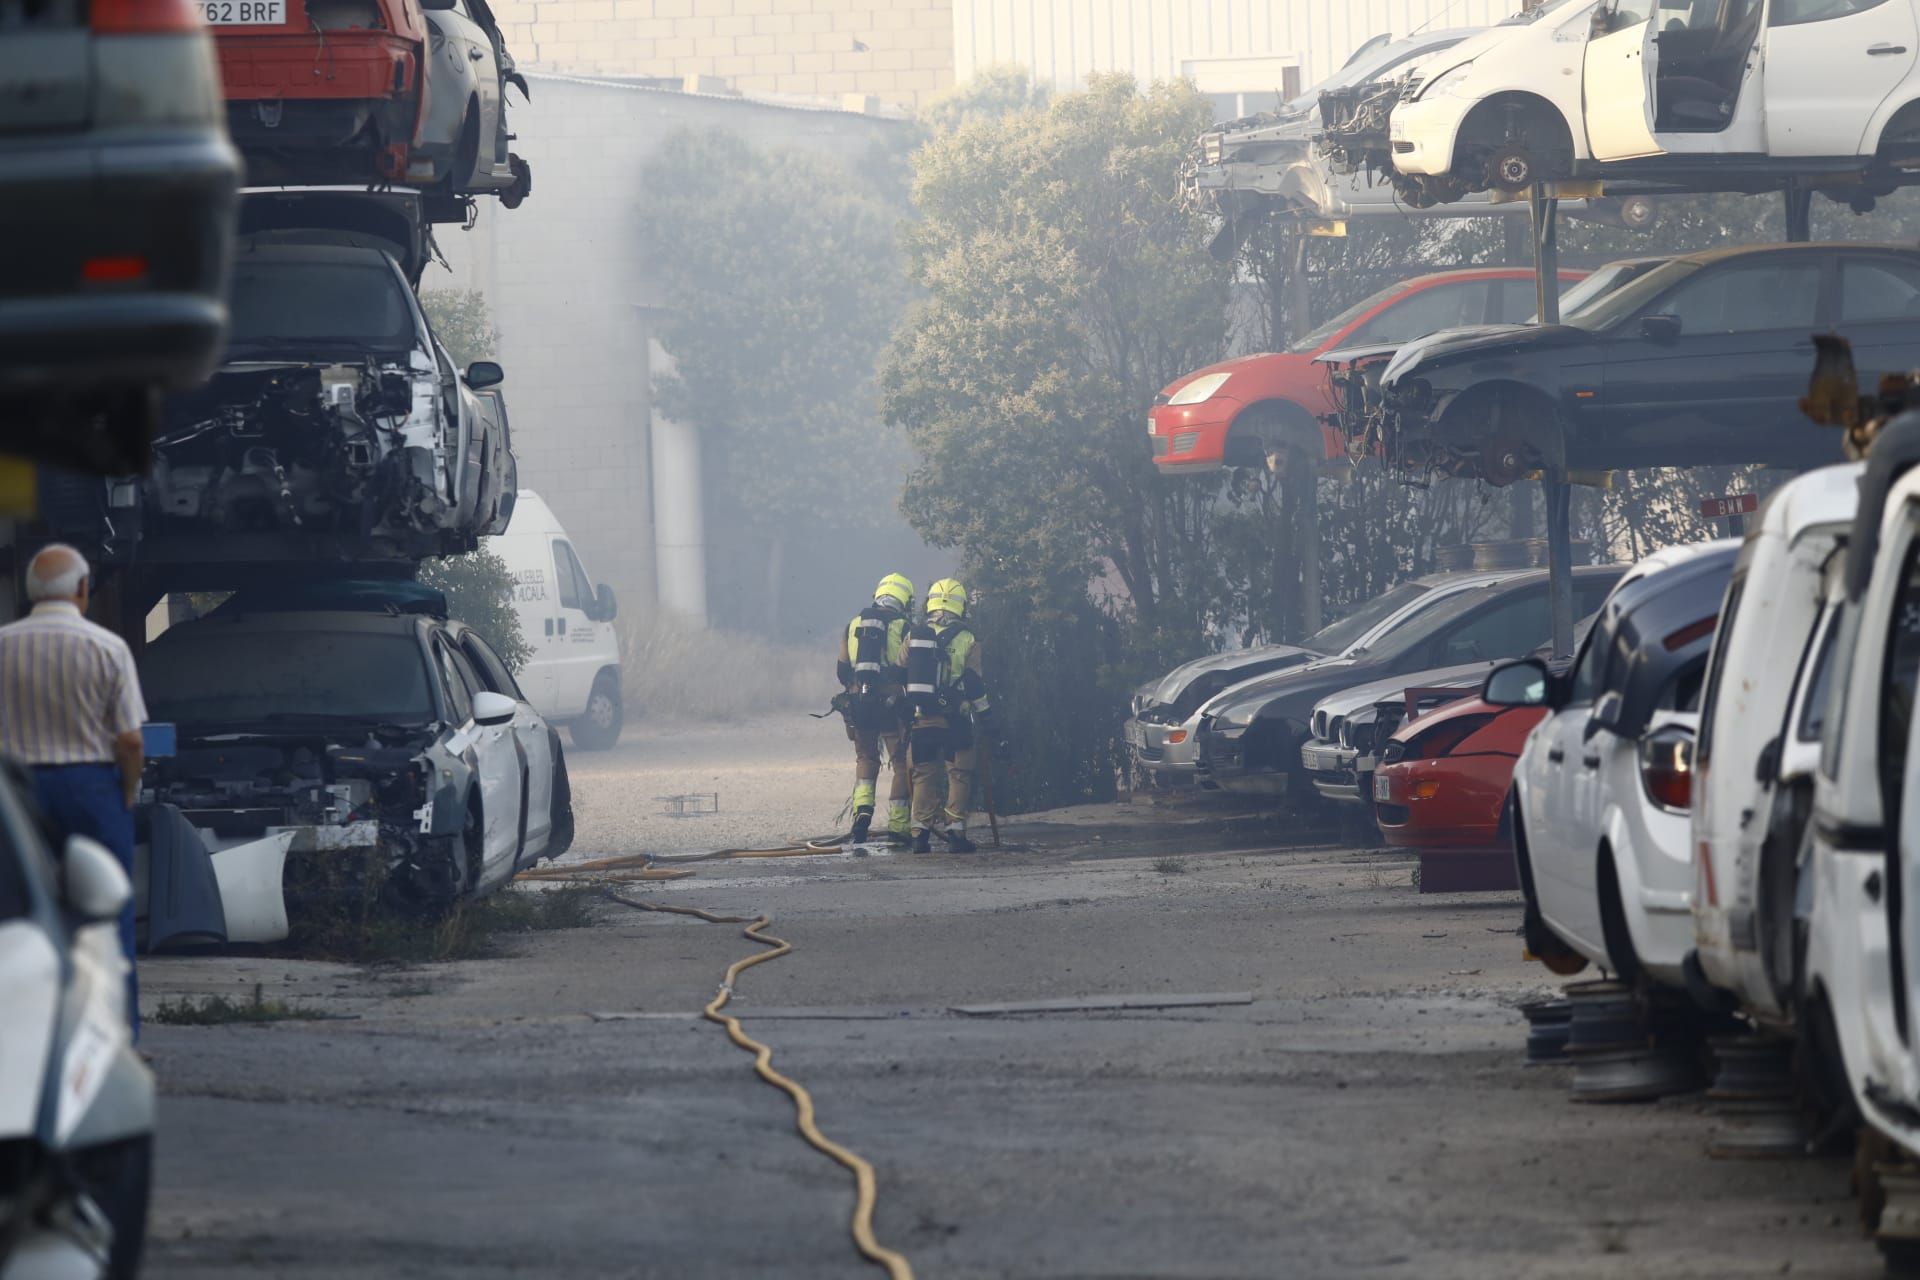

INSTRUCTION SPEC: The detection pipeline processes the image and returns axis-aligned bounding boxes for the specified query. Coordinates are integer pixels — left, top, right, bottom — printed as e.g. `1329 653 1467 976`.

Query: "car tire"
548 732 575 860
1512 791 1589 976
570 672 623 751
72 1134 151 1280
1596 845 1645 987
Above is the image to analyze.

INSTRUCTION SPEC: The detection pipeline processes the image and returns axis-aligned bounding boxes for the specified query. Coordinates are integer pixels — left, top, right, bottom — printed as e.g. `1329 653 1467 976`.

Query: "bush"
618 614 827 721
417 548 533 673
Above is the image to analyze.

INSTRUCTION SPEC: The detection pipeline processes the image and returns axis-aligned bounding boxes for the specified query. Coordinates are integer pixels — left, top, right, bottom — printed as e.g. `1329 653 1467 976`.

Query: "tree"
635 129 914 630
884 74 1248 807
418 290 499 369
416 548 533 673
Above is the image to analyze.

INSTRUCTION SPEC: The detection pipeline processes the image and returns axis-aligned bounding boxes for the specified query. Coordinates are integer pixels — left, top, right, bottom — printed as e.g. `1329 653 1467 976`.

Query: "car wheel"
1596 845 1645 986
71 1134 151 1280
570 673 623 751
1511 792 1589 976
1486 144 1535 193
548 732 575 860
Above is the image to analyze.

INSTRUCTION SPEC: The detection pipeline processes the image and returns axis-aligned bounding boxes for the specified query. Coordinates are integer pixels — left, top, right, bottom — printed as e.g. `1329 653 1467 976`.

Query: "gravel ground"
563 713 853 856
136 721 1887 1279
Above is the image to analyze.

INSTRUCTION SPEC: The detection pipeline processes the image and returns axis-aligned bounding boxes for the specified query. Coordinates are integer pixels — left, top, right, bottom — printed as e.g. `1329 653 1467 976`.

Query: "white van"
484 490 624 749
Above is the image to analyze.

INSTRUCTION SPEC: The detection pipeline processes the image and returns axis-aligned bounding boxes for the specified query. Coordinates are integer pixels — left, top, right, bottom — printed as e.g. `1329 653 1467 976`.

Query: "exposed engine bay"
144 724 469 933
150 354 456 554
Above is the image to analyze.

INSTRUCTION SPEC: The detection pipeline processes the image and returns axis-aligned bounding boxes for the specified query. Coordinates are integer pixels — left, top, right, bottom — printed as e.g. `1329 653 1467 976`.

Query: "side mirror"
472 691 517 727
1589 6 1611 37
593 583 618 622
64 835 131 924
1586 690 1624 740
1640 314 1682 344
466 360 505 390
1482 658 1552 709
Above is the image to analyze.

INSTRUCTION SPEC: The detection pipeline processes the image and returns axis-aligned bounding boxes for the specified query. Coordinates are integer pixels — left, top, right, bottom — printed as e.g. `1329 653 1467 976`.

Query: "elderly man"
0 544 147 1034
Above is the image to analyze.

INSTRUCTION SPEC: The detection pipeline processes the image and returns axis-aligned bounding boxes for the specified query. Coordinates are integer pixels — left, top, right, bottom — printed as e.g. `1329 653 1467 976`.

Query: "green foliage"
418 289 499 370
416 547 533 673
636 129 913 538
885 74 1243 807
916 64 1049 134
152 984 333 1025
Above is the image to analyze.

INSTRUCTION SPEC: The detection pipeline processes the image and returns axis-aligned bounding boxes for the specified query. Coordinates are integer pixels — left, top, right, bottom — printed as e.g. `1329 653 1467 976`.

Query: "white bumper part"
209 831 296 945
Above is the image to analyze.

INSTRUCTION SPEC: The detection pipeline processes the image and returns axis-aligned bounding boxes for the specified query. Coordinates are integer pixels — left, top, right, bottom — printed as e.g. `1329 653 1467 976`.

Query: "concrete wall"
425 74 912 626
490 0 956 108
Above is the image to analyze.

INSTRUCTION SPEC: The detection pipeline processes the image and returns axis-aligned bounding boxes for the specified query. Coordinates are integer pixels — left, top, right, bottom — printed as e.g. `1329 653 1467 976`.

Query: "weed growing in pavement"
279 885 600 965
152 983 334 1026
1152 857 1189 875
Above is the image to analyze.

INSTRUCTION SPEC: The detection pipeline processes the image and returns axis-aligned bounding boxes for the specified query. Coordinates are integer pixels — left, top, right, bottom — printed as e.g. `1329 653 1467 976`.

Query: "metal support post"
1296 458 1321 635
1530 183 1561 325
1785 182 1813 243
1531 183 1574 658
1545 479 1575 659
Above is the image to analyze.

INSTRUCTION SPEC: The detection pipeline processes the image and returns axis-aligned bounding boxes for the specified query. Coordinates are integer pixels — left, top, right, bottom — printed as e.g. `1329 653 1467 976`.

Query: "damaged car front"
136 608 483 941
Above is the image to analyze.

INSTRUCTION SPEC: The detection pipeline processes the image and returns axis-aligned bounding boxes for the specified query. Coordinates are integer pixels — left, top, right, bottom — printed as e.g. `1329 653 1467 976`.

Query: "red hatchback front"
1374 695 1547 852
1148 267 1582 473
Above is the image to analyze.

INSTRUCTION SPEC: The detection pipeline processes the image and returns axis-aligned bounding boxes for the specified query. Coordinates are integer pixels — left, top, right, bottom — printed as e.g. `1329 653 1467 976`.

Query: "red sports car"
1373 695 1547 851
1148 267 1582 473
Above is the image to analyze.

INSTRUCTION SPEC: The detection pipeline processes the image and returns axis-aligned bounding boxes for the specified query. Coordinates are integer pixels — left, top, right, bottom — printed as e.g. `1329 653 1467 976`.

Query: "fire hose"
603 889 915 1280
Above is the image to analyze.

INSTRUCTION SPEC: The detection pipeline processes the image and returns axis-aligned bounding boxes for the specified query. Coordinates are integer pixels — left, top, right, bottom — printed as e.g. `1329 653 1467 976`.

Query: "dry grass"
618 615 827 721
152 983 334 1026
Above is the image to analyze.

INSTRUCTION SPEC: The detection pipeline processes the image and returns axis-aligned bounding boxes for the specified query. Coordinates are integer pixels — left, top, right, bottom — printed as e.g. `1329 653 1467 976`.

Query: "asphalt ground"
138 718 1880 1279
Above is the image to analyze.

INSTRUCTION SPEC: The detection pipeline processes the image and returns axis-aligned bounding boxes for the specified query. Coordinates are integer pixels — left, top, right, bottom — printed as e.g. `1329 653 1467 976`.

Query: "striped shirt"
0 602 147 766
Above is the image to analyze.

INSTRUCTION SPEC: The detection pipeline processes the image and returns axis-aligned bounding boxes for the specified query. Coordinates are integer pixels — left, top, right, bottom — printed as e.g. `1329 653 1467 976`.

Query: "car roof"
154 609 431 639
1754 461 1864 540
1587 540 1740 736
1390 266 1585 291
1673 242 1920 265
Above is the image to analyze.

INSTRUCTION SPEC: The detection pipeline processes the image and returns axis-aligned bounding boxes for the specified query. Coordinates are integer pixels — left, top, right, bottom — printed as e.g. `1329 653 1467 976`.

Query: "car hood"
1380 323 1589 388
1412 0 1596 79
1310 660 1499 726
1147 644 1321 706
1202 655 1376 727
1156 351 1288 400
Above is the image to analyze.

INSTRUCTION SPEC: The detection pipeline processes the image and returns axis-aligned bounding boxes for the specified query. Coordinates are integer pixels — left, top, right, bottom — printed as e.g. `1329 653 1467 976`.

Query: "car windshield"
1288 280 1410 352
1364 583 1533 663
1563 259 1703 331
141 629 435 725
226 258 417 354
1501 0 1588 23
1536 261 1641 322
1304 580 1434 654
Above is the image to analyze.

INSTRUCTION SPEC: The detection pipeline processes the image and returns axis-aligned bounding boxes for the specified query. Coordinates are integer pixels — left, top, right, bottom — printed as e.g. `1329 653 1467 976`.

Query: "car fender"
1864 91 1920 160
424 743 473 838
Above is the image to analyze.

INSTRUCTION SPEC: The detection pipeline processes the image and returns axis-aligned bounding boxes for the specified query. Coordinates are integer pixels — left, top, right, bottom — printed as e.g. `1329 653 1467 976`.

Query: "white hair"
26 544 89 602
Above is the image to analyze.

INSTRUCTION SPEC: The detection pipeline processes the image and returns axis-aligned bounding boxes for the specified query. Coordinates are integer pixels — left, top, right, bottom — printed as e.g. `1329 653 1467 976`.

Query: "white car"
1804 420 1920 1215
485 490 625 750
1387 0 1920 204
137 594 573 941
1 766 154 1279
1492 539 1739 986
1690 462 1862 1031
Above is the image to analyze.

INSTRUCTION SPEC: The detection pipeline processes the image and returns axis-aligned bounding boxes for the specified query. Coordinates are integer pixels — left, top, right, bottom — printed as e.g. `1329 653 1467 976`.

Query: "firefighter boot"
850 809 873 844
942 827 978 854
911 828 933 855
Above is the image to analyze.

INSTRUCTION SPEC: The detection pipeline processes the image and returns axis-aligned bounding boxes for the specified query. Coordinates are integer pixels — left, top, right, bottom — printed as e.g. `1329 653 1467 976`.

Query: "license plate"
1374 774 1396 803
199 0 285 23
1125 722 1143 748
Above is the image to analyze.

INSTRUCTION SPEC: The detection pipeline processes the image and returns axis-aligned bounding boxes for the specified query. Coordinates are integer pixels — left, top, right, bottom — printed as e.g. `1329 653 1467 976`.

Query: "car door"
1585 0 1664 160
550 537 602 719
1593 253 1827 464
1764 0 1918 157
459 629 554 860
1534 625 1612 951
446 0 502 176
1835 255 1920 389
434 634 522 887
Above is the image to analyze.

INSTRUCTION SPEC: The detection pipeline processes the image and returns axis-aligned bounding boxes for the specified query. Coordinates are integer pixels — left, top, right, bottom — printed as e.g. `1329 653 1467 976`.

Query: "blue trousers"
34 764 138 1039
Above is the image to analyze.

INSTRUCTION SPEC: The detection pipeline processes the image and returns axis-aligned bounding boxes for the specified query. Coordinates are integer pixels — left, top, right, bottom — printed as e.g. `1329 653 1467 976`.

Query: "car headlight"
1167 372 1231 406
1413 62 1474 101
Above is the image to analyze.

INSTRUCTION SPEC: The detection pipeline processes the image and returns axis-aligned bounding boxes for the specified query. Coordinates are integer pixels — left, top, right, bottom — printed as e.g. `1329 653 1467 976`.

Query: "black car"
1 0 241 475
1194 565 1623 799
1369 243 1920 485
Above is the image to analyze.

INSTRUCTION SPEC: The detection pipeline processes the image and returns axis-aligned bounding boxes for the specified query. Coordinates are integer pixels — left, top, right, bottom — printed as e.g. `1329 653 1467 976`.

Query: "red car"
1148 267 1583 473
214 0 428 185
1372 695 1547 852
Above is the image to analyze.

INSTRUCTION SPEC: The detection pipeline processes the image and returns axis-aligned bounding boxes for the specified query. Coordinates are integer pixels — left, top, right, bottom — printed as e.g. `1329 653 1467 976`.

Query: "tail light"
1639 726 1694 812
93 0 204 32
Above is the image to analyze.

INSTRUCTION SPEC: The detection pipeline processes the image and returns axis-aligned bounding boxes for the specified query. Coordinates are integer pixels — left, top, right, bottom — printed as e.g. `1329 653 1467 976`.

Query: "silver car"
1128 570 1525 785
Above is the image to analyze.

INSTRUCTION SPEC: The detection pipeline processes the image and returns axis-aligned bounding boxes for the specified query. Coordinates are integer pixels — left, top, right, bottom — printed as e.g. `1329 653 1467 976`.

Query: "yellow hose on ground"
605 889 914 1280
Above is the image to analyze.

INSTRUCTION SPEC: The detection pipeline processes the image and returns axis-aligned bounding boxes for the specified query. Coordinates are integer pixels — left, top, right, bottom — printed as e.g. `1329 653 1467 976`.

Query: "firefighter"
837 573 915 845
906 578 1002 854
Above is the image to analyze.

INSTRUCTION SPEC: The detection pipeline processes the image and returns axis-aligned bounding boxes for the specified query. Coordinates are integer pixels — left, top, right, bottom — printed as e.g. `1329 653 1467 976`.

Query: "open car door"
1585 1 1665 160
